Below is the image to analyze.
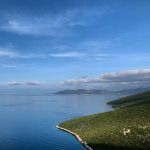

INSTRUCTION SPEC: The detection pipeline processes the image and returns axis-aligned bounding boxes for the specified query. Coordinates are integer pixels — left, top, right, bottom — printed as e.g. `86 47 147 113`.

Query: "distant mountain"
55 89 112 95
55 87 150 95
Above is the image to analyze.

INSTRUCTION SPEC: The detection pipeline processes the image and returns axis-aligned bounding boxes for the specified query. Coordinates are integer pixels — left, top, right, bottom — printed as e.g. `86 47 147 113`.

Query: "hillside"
107 91 150 108
58 91 150 150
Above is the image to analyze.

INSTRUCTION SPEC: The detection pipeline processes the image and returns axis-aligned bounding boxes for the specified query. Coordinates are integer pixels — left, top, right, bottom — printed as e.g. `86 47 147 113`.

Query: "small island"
57 91 150 150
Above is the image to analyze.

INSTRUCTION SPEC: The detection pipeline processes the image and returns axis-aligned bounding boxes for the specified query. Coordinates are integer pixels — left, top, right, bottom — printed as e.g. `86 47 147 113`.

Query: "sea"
0 88 125 150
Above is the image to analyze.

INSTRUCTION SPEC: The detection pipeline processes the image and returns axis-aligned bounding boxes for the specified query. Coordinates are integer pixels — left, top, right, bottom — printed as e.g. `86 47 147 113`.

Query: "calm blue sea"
0 88 124 150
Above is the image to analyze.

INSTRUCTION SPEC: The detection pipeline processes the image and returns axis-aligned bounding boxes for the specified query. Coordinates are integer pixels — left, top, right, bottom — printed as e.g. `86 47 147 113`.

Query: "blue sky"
0 0 150 89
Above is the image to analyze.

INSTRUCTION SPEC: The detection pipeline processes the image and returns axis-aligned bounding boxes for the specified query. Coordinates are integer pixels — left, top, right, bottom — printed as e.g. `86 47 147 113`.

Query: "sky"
0 0 150 90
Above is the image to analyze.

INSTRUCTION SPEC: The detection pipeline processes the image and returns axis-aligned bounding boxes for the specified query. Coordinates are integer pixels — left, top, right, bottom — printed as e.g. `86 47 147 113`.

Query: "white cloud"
61 69 150 89
0 45 150 64
1 69 150 89
1 18 71 37
100 69 150 82
1 63 29 68
0 49 16 57
0 47 86 59
0 46 87 59
0 7 109 36
49 52 85 58
0 47 47 59
6 81 44 86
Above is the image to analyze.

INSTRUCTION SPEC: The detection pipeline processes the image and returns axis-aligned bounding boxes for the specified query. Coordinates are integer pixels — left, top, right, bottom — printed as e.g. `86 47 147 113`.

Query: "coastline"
56 124 93 150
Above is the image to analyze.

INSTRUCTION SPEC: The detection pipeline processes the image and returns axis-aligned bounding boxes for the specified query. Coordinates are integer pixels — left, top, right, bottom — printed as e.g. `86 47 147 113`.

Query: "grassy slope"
59 91 150 150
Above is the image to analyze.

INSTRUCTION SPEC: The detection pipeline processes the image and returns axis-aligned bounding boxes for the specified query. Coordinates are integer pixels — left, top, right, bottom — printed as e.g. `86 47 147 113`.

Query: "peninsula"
57 91 150 150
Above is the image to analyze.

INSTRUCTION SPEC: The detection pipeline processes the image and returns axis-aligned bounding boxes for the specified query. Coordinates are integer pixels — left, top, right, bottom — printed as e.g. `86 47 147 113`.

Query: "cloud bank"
6 81 45 87
61 69 150 89
1 69 150 90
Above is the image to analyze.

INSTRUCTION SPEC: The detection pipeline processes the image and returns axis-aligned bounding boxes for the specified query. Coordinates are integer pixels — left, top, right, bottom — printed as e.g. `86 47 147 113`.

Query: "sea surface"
0 88 125 150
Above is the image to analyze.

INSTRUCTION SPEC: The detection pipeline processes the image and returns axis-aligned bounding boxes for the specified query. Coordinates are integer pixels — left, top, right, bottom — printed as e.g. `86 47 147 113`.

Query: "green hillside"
58 91 150 150
107 91 150 108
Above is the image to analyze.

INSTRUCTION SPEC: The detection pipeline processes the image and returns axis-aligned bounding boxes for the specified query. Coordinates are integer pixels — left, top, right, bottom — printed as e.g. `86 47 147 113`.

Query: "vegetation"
59 91 150 150
107 91 150 108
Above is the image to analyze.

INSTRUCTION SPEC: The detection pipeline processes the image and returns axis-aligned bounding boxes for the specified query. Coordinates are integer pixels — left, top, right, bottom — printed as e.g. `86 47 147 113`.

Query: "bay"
0 88 124 150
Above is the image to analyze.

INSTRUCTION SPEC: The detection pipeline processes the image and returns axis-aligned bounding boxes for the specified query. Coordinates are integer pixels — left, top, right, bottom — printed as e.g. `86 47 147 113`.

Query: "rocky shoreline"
56 124 93 150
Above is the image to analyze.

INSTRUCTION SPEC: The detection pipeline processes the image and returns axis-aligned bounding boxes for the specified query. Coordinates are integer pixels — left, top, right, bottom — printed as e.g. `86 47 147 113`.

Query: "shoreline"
56 124 93 150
